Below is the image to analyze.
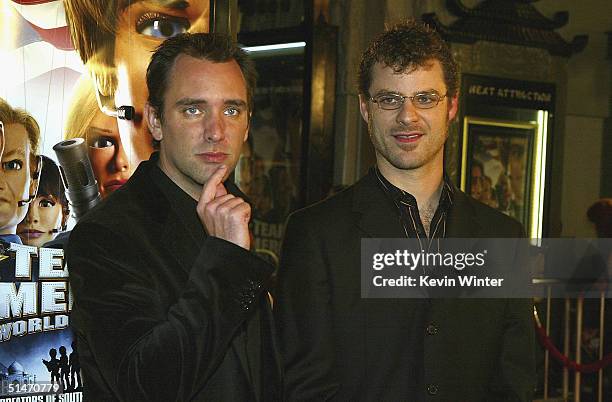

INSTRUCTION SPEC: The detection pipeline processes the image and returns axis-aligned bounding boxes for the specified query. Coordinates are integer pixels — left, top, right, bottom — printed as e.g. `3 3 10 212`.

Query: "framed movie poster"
461 116 547 237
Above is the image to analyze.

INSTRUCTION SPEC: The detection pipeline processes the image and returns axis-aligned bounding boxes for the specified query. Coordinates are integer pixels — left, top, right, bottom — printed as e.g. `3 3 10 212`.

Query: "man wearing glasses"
276 20 535 401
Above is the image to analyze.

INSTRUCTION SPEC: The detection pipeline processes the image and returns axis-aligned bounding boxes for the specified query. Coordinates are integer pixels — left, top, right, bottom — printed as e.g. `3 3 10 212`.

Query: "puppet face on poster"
87 110 130 198
0 123 37 235
17 156 69 247
65 0 211 183
18 194 64 247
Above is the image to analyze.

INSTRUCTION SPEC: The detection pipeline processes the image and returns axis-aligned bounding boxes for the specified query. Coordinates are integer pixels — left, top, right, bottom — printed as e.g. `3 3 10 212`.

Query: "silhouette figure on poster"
70 341 82 390
58 346 70 390
42 348 60 385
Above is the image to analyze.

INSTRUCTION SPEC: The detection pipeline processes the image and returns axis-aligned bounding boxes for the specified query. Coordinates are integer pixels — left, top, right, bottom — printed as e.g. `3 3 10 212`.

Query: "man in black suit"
276 20 535 401
67 33 280 401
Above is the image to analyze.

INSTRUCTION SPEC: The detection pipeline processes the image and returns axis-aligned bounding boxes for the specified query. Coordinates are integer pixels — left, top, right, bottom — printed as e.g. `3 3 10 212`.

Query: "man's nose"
204 112 226 143
396 99 419 125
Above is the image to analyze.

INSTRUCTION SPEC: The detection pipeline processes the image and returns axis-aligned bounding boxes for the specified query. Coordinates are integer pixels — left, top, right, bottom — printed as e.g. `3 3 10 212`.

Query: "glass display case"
231 0 337 265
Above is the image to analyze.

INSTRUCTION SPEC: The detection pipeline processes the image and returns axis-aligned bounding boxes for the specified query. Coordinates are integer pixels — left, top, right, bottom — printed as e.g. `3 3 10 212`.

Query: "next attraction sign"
463 74 556 111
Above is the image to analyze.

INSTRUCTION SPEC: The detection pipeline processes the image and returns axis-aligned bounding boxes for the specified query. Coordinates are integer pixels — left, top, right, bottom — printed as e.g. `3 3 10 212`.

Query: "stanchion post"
574 296 583 402
544 286 552 399
597 292 604 402
564 297 570 399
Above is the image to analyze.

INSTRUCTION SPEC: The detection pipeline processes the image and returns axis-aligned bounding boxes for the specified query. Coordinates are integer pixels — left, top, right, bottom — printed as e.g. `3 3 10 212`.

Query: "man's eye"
136 13 190 39
39 198 56 208
378 96 401 105
184 107 202 116
2 160 23 171
224 107 241 117
91 138 115 149
414 94 437 105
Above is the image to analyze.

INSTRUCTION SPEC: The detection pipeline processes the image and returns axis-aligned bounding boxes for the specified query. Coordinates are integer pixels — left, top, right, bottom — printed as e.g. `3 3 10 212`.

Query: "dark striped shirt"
374 167 454 250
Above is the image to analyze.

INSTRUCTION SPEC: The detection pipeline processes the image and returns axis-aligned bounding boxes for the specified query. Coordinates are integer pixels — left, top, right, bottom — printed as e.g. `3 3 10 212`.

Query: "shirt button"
426 323 438 335
427 384 438 395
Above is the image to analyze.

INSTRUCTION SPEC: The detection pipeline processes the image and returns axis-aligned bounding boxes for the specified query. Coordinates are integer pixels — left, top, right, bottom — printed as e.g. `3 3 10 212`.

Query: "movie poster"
0 1 212 399
0 244 76 401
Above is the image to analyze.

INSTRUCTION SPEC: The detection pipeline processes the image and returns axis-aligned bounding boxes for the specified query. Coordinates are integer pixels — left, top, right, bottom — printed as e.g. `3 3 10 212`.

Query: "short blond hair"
0 97 40 153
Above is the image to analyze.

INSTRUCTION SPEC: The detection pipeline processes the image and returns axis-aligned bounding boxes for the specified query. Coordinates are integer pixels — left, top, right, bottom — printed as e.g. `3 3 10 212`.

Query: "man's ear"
358 94 370 124
448 94 459 122
244 111 251 142
145 103 163 141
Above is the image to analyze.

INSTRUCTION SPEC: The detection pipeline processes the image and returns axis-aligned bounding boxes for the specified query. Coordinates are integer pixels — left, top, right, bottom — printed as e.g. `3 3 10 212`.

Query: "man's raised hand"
197 165 251 249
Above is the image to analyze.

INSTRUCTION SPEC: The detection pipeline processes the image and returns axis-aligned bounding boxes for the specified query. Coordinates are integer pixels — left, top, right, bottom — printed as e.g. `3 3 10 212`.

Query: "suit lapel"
133 158 203 277
352 171 406 239
444 188 485 263
445 187 482 238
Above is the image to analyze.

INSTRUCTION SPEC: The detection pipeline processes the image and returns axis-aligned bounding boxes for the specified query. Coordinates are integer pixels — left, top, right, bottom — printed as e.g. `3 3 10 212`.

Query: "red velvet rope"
534 321 612 373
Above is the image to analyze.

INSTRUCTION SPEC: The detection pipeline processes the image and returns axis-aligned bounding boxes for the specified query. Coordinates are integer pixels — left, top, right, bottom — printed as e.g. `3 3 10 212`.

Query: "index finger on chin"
200 165 227 205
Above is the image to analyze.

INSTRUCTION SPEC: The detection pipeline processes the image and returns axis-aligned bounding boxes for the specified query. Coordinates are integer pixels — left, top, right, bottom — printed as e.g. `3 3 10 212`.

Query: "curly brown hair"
358 19 459 98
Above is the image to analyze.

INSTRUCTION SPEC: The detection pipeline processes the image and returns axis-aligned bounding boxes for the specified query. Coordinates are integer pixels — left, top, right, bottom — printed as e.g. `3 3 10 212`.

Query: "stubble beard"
369 116 450 172
185 157 239 189
183 159 217 190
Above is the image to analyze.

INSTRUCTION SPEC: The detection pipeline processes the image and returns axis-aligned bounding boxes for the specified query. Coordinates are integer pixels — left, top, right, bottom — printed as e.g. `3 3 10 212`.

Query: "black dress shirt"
371 167 455 395
373 167 454 246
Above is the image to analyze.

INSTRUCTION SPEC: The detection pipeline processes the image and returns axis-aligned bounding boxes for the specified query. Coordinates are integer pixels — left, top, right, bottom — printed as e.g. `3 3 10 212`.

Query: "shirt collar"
373 166 454 213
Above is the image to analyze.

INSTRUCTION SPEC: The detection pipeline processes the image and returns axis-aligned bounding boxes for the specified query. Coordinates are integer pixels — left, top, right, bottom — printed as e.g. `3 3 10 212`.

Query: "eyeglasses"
369 91 447 110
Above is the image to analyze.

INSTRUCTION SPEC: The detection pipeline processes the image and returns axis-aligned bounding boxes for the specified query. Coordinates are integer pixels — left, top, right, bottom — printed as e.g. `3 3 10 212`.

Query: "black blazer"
67 156 281 401
276 170 535 401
